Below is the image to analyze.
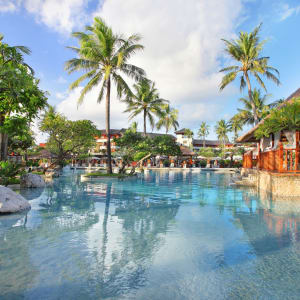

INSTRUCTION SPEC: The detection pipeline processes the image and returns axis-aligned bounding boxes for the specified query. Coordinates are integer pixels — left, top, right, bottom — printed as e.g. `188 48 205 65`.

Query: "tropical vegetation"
65 17 145 173
115 128 181 171
0 34 48 161
229 116 243 142
219 24 280 125
215 120 230 149
184 128 194 138
197 122 210 147
123 78 168 135
39 106 98 168
232 88 271 126
254 99 300 139
156 104 179 134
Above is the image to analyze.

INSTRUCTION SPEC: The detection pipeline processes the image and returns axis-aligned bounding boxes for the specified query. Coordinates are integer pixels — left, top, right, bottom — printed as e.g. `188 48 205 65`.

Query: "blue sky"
1 0 300 141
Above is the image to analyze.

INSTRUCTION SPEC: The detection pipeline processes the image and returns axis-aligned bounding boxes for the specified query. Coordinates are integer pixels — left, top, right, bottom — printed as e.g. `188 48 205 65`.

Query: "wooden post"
257 147 261 170
278 142 283 173
296 131 299 171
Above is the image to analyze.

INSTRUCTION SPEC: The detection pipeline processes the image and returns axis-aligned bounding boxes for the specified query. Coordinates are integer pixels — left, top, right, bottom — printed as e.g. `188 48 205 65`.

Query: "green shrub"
26 160 39 167
199 160 207 167
0 161 23 186
233 161 242 168
163 160 170 167
31 171 44 175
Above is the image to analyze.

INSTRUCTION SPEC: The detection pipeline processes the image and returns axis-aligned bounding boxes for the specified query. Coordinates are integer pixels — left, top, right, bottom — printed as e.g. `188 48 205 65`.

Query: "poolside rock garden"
21 173 45 188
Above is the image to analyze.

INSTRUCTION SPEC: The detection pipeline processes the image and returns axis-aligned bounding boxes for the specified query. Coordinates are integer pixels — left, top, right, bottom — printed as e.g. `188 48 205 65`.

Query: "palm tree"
156 104 179 134
233 88 271 126
197 122 210 147
130 121 138 133
183 128 194 149
269 98 285 108
229 116 243 142
184 129 194 139
123 78 168 135
65 17 145 174
215 120 230 148
219 24 280 125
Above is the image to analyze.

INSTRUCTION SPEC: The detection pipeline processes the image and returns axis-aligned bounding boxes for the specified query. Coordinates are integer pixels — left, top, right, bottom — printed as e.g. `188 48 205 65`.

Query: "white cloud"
23 0 89 34
93 0 242 128
278 3 300 21
57 87 137 130
0 0 21 12
55 91 67 100
35 0 246 140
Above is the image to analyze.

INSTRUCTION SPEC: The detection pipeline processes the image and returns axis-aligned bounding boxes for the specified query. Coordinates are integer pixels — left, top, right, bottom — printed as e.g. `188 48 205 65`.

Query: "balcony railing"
243 144 300 173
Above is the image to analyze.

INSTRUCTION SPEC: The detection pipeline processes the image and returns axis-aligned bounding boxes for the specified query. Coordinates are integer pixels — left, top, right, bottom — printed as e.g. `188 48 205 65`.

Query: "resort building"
237 88 300 197
90 129 175 156
174 128 233 150
93 129 126 154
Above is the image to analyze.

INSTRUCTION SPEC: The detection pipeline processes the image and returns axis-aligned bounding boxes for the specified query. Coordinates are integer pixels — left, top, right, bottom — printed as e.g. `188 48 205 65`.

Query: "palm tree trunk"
106 77 112 174
203 136 206 148
0 113 8 161
245 72 258 125
143 109 146 136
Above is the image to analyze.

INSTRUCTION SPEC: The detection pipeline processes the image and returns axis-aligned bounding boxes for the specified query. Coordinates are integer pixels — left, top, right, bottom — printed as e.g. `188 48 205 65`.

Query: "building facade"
174 128 233 150
237 88 300 197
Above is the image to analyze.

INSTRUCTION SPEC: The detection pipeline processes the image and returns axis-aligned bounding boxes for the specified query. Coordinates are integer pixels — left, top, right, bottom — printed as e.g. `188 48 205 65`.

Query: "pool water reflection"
1 170 300 299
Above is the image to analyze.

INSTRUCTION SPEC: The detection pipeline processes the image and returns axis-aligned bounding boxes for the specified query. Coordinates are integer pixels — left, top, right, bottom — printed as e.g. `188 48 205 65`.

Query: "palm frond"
219 71 237 90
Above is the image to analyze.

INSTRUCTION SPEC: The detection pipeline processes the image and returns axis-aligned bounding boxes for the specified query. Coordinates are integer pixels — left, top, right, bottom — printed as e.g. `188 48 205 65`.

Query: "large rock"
20 173 45 188
0 186 31 214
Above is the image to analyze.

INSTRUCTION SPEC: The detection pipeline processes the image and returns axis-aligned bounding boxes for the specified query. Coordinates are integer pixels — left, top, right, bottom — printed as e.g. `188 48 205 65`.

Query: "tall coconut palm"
234 88 271 126
123 78 168 135
65 17 145 174
184 129 194 139
219 24 280 125
156 104 179 134
229 116 243 142
197 122 210 147
215 120 230 148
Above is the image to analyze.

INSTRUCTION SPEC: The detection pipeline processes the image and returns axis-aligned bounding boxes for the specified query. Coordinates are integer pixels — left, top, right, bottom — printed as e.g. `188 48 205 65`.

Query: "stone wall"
241 168 300 197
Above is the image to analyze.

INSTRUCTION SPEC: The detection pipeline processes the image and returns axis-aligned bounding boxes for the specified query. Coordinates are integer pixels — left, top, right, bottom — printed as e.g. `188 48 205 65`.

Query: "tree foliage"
184 128 194 138
65 17 145 173
0 161 23 186
215 120 230 148
156 104 179 134
232 88 271 126
123 78 168 135
197 122 210 147
220 24 280 125
115 129 181 164
254 99 300 139
7 119 35 155
39 106 98 167
0 34 48 160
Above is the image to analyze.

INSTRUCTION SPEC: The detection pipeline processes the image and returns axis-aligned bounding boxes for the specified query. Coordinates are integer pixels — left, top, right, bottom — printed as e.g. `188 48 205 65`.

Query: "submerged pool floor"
1 170 300 299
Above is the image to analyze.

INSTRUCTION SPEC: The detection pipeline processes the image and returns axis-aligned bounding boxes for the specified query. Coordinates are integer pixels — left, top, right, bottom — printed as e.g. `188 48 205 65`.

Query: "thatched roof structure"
28 149 56 160
180 146 195 156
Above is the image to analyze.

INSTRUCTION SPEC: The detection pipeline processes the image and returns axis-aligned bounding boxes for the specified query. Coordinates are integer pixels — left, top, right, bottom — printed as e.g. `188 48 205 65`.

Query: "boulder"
0 186 31 214
20 173 45 188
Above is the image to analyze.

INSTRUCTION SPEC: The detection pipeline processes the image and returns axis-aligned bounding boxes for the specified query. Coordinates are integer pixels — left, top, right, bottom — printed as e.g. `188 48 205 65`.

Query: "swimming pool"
1 169 300 299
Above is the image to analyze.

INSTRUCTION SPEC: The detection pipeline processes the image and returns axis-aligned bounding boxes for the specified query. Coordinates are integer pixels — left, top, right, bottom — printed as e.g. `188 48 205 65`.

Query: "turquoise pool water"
1 169 300 299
